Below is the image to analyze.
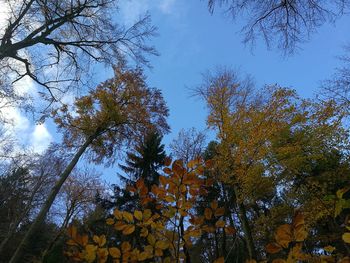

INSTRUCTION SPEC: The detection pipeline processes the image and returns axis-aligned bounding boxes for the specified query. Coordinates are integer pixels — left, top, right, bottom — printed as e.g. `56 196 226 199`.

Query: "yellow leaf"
93 235 106 247
84 244 97 263
66 239 76 246
143 209 152 220
113 209 123 220
155 240 169 250
115 221 127 231
275 224 292 248
214 257 225 263
121 241 131 252
147 234 156 246
144 245 153 254
106 218 114 225
123 211 134 223
109 247 121 258
134 210 143 221
123 225 135 235
97 248 108 263
337 187 350 199
187 159 197 169
215 220 226 228
140 227 149 237
138 251 149 261
164 195 175 202
342 232 350 243
155 248 163 257
204 208 213 220
324 245 336 253
266 243 282 254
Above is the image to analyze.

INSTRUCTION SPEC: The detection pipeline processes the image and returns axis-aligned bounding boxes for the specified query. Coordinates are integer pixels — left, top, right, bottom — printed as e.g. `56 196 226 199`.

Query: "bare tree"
321 45 350 111
170 128 207 165
43 167 104 259
207 0 349 53
0 0 157 106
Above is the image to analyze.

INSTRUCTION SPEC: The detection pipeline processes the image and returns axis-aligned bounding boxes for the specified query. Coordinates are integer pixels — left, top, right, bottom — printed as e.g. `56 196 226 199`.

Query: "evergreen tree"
119 131 166 187
101 131 167 211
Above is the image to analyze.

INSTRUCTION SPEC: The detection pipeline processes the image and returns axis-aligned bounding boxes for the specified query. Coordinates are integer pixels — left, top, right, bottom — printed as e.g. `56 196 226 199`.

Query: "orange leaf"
215 220 225 228
159 175 167 185
113 209 123 220
214 257 225 263
114 222 127 231
204 208 213 220
163 167 172 174
122 225 135 235
106 218 114 225
294 225 308 242
121 242 131 252
275 224 292 248
109 247 121 258
164 157 172 166
136 178 145 189
272 260 286 263
224 226 236 235
266 243 282 254
67 225 77 239
214 207 225 217
210 201 218 210
292 212 304 229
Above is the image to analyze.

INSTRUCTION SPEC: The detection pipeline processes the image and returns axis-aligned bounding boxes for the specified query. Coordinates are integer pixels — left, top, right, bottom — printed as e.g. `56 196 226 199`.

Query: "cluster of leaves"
65 158 236 262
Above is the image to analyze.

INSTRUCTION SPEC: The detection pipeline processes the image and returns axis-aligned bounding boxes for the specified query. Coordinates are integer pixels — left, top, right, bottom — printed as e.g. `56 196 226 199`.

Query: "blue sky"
118 1 349 147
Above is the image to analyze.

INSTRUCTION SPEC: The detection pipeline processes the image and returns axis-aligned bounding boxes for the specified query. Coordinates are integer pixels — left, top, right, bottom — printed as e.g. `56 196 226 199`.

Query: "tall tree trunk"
233 185 256 260
9 135 95 263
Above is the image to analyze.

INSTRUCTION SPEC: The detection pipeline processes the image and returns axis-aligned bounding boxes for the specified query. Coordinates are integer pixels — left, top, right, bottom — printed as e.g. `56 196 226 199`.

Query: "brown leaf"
275 224 292 248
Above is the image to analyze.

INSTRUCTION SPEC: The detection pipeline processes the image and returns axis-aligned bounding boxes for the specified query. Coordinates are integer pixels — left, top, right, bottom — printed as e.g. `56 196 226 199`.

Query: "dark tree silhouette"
0 0 157 105
207 0 349 53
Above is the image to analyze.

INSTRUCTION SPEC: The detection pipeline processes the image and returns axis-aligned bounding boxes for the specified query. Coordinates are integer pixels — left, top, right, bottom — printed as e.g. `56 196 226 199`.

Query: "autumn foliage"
65 158 238 262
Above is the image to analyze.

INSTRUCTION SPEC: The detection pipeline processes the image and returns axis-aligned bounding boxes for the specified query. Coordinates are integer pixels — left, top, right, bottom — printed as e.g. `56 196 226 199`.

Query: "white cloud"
158 0 176 14
0 3 53 154
30 124 53 153
119 0 176 24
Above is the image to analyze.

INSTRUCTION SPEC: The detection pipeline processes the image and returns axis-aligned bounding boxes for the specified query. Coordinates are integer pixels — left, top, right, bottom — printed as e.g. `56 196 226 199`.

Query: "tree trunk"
9 135 95 263
233 186 256 260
